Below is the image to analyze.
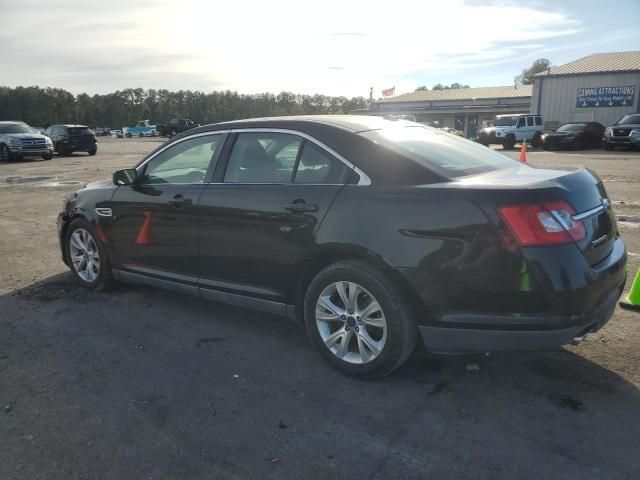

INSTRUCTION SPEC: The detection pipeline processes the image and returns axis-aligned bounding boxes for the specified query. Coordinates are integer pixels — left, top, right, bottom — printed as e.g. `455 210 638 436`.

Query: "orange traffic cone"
135 210 153 245
519 139 527 163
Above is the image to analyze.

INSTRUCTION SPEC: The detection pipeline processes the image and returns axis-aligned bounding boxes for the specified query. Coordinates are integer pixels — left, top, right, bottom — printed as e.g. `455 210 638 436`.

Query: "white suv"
0 121 54 161
476 114 544 149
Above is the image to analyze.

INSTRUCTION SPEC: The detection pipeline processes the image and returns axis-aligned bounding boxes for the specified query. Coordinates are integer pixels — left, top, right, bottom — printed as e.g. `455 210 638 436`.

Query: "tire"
503 135 516 150
65 218 113 291
531 132 542 148
42 152 53 160
304 260 417 379
603 142 614 151
56 143 68 156
88 147 97 156
0 144 15 162
171 129 177 138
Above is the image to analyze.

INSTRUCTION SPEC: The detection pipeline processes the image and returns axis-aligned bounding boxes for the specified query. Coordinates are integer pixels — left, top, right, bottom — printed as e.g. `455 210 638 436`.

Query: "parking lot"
1 138 639 479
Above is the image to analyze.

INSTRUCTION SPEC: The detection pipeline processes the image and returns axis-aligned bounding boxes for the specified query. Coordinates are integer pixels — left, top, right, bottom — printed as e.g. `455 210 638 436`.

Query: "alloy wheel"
69 228 101 283
315 281 387 364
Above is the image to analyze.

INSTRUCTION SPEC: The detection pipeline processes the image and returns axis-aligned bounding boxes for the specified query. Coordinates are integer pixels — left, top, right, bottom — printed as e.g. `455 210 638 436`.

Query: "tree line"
0 86 368 128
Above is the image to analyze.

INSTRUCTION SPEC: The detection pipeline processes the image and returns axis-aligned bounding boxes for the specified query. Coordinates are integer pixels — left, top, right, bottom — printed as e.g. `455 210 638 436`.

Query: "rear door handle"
168 194 193 208
283 202 318 213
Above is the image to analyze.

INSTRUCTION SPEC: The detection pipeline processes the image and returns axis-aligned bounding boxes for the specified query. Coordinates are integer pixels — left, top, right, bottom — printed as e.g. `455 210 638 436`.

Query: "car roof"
0 120 27 125
151 115 444 186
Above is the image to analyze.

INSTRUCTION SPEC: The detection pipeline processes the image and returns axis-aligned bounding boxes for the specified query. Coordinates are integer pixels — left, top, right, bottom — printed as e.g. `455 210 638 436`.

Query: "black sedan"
57 116 627 377
542 122 605 150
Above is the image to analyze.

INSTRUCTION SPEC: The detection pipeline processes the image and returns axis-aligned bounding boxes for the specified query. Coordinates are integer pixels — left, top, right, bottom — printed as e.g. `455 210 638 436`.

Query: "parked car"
439 126 464 137
94 127 111 137
110 130 124 138
476 114 544 149
0 121 53 161
124 120 157 138
57 116 626 378
602 114 640 150
156 118 200 137
45 125 97 156
542 122 605 150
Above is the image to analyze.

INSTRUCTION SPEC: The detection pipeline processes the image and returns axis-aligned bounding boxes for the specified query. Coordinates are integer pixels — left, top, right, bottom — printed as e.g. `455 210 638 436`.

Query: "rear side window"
294 142 348 184
535 117 543 126
526 117 533 127
517 118 526 127
361 126 519 178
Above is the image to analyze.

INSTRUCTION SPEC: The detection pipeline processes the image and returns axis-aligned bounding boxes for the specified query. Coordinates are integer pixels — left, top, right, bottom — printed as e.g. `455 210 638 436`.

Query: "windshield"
493 117 517 127
68 127 92 135
557 124 585 132
617 114 640 125
362 126 519 178
0 123 35 134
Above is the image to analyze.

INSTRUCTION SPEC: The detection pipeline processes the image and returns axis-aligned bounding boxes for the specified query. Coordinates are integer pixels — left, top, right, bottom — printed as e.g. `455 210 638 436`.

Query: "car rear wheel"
65 219 113 291
603 143 614 151
0 144 15 162
88 147 97 156
531 132 542 148
304 260 417 378
503 135 516 150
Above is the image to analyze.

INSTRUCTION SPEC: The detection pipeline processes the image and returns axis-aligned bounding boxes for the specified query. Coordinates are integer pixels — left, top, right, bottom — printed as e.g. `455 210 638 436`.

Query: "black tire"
503 135 516 150
65 218 113 291
42 152 53 160
56 143 68 156
170 129 177 138
88 147 97 156
603 142 614 151
531 132 542 148
0 144 15 162
304 260 417 379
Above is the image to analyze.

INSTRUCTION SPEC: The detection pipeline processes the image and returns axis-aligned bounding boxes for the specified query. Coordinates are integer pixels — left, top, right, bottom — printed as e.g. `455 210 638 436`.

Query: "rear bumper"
408 236 627 353
418 286 622 353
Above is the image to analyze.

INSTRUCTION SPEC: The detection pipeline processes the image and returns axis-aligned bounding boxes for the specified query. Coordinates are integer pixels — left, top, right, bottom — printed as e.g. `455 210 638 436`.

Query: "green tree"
514 58 551 85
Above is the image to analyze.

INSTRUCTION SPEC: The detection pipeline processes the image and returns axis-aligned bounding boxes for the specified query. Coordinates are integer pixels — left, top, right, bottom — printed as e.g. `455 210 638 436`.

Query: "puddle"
0 175 54 185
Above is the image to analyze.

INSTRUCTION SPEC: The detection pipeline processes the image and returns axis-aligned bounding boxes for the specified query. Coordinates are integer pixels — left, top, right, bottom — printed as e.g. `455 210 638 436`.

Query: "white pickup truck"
476 114 544 149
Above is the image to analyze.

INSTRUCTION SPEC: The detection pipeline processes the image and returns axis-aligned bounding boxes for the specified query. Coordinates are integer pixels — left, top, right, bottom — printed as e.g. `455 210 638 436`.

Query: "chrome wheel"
69 228 101 283
315 281 387 364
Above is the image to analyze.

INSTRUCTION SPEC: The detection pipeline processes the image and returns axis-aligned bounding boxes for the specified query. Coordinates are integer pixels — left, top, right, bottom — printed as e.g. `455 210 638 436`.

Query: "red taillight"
498 201 586 246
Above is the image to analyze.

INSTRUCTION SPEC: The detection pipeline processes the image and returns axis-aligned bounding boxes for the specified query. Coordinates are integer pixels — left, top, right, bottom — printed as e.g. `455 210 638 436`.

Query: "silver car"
0 121 54 161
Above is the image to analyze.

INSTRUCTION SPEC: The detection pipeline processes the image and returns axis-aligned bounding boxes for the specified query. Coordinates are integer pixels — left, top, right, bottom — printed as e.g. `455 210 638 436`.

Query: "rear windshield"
361 126 519 178
68 127 92 135
557 124 585 132
0 124 34 134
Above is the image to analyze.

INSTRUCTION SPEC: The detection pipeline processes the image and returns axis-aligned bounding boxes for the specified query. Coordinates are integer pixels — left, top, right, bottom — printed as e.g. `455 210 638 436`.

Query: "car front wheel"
65 219 113 290
304 260 417 378
0 144 15 162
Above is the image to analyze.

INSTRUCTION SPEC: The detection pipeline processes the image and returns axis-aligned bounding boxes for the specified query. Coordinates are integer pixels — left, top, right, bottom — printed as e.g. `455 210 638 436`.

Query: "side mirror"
113 168 138 186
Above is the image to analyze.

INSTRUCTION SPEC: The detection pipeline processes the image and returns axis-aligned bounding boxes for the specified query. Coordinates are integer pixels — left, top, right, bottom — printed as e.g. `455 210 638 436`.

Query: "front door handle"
283 201 318 213
168 194 193 208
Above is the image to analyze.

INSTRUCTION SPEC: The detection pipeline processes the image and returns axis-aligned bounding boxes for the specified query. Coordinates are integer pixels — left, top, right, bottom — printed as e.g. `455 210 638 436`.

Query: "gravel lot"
1 138 639 480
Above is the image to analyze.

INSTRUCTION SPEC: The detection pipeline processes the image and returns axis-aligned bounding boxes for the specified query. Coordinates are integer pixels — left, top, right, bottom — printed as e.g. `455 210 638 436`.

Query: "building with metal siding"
351 85 532 138
532 51 640 129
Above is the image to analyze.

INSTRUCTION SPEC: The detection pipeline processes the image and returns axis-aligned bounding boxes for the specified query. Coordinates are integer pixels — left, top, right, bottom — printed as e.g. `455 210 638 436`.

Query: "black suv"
45 125 98 156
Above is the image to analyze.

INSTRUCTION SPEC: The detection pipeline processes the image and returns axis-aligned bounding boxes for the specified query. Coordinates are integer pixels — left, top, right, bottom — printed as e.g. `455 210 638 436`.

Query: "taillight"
498 201 586 246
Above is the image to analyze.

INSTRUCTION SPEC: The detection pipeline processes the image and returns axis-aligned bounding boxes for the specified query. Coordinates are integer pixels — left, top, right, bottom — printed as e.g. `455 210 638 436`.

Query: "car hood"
84 179 115 189
3 132 49 140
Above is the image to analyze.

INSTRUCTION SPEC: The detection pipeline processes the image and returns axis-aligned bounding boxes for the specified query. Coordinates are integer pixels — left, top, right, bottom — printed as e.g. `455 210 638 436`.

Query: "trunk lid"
456 166 616 266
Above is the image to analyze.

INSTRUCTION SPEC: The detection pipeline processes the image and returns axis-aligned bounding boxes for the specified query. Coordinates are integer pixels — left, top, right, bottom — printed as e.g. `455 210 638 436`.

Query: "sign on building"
576 86 635 108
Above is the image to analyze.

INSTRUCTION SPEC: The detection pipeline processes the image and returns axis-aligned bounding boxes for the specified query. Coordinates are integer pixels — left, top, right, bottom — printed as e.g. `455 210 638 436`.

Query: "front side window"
141 134 222 184
517 118 526 128
224 132 302 183
294 141 349 184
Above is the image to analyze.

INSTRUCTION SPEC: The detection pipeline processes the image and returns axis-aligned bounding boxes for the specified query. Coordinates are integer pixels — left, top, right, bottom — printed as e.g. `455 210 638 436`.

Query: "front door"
197 131 352 301
108 132 225 280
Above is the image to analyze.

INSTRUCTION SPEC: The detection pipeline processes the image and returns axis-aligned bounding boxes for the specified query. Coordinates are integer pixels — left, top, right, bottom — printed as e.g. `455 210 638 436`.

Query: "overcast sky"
1 0 638 98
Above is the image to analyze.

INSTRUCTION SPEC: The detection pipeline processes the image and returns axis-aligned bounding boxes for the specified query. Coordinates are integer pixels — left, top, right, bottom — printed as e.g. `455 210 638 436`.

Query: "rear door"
108 132 226 280
197 130 353 301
